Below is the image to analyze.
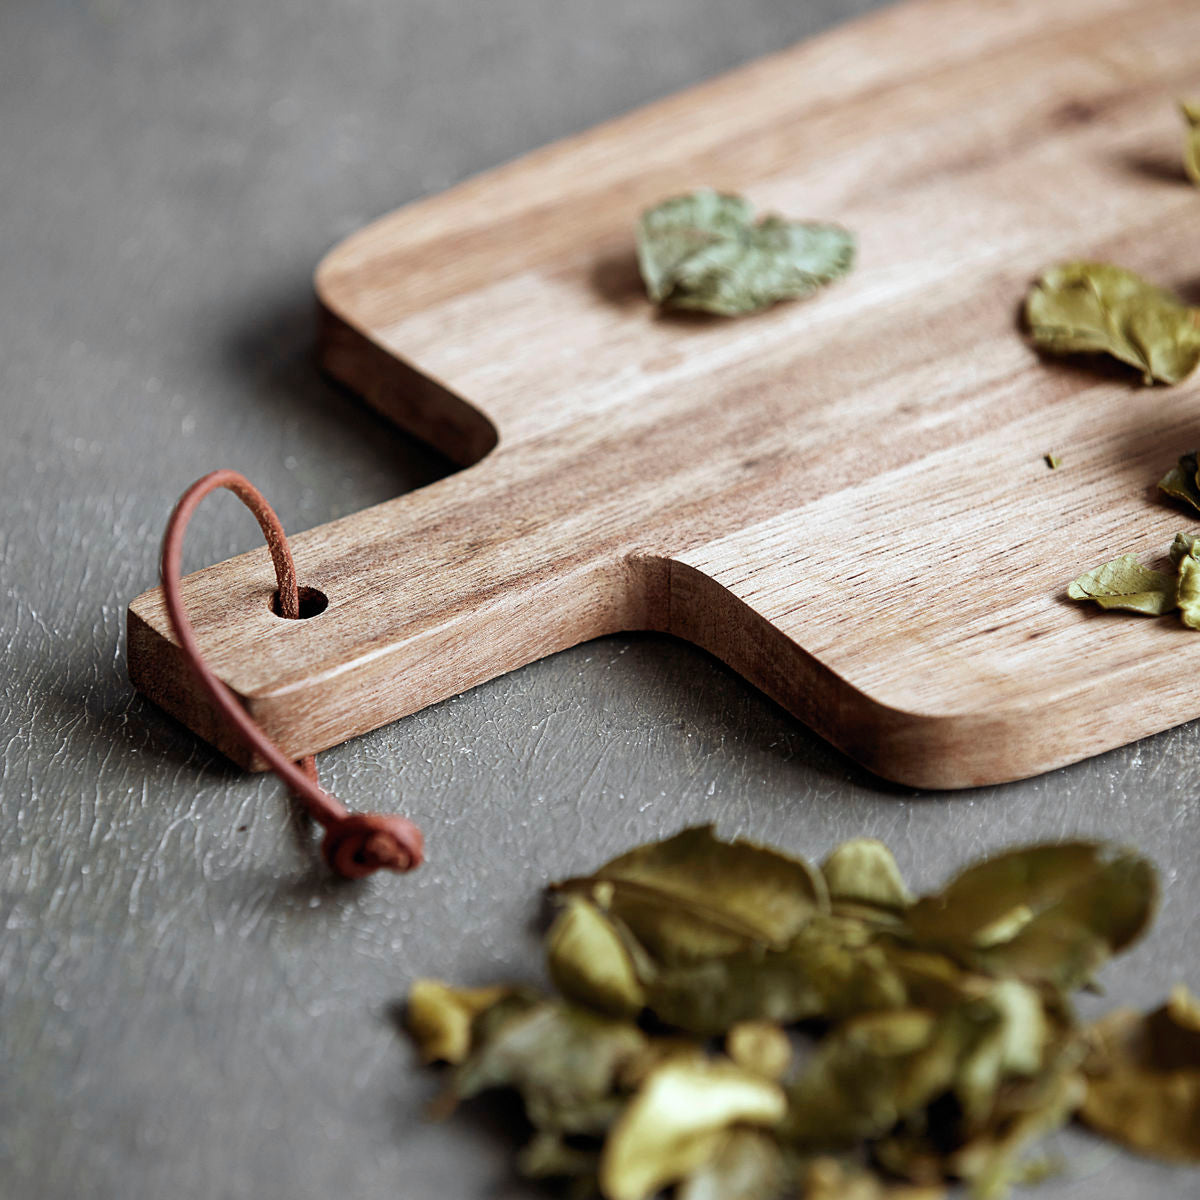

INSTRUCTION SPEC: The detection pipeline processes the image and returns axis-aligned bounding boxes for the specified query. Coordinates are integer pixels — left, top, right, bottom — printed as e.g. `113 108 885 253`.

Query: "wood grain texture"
128 0 1200 787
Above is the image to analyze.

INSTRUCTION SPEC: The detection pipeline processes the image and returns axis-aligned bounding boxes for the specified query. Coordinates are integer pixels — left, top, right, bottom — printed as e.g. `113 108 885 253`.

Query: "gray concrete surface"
2 1 1197 1197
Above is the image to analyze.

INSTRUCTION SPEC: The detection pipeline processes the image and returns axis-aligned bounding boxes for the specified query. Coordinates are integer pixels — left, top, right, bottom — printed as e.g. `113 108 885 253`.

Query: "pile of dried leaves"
405 827 1195 1199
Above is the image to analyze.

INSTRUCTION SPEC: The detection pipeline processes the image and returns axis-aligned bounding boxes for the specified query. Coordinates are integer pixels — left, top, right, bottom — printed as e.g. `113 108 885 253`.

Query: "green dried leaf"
1067 554 1178 615
1169 531 1200 566
405 979 528 1064
783 1007 971 1145
905 842 1157 991
636 190 855 316
1080 984 1200 1163
1025 262 1200 384
1182 100 1200 186
553 825 829 965
803 1157 947 1200
642 915 906 1035
1177 542 1200 630
675 1129 786 1200
599 1058 786 1200
1044 453 1062 470
454 1000 646 1135
547 897 646 1018
1158 451 1200 514
517 1130 601 1181
822 838 912 920
726 1021 793 1082
875 1047 1084 1200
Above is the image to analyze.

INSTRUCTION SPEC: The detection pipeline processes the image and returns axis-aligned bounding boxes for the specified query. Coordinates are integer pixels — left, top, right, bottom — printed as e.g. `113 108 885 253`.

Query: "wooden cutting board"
128 0 1200 789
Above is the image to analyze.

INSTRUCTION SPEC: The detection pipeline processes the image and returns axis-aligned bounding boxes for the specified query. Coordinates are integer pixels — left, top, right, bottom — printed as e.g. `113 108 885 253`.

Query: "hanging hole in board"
270 586 329 619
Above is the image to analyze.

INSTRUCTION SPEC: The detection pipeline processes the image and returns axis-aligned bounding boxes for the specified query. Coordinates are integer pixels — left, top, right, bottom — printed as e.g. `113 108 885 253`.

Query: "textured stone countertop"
2 0 1196 1196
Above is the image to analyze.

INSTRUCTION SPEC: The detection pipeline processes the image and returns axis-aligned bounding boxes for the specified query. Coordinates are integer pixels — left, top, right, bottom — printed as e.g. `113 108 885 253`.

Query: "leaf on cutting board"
1158 451 1200 514
1080 984 1200 1163
1067 554 1178 615
636 189 855 316
1171 532 1200 630
1181 99 1200 186
904 842 1157 990
1024 262 1200 384
552 824 829 964
598 1058 786 1200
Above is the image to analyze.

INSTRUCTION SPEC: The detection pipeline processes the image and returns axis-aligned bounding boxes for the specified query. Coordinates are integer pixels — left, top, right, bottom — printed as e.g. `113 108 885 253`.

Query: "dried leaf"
405 979 527 1064
1044 454 1062 470
1177 540 1200 630
547 896 646 1018
553 825 829 965
822 838 912 920
675 1129 786 1200
517 1130 601 1181
1158 451 1200 514
726 1021 793 1082
783 1008 965 1145
1067 554 1178 615
599 1059 786 1200
636 190 854 316
1170 531 1200 566
1080 984 1200 1162
1182 99 1200 186
1025 262 1200 384
454 1000 646 1135
906 842 1157 990
642 915 906 1035
803 1157 947 1200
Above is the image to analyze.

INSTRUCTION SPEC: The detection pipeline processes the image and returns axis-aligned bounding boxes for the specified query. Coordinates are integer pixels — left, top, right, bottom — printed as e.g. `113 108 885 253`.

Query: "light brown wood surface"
128 0 1200 788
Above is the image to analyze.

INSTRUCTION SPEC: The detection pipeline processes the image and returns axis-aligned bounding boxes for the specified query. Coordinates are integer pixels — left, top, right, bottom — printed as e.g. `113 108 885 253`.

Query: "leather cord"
159 469 424 878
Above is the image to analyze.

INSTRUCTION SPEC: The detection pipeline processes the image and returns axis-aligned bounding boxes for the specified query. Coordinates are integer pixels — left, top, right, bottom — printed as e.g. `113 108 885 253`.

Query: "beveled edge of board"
128 288 1200 791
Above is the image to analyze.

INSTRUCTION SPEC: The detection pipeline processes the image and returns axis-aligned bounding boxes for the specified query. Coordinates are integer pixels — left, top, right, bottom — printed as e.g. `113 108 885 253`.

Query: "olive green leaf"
1176 539 1200 630
803 1157 947 1199
516 1130 601 1181
783 1007 966 1145
1080 984 1200 1162
725 1021 793 1082
875 1045 1083 1200
1182 100 1200 186
642 915 906 1035
905 842 1157 990
547 896 646 1018
1158 451 1200 514
1067 554 1178 614
599 1058 786 1200
1025 262 1200 384
636 190 855 316
637 191 754 303
1169 531 1200 565
822 838 912 921
405 979 527 1065
553 825 829 965
454 1000 646 1135
675 1129 786 1200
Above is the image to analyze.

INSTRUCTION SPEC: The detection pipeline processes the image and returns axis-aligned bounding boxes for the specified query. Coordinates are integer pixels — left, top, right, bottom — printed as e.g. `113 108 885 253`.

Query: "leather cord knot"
159 469 425 879
322 813 425 879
